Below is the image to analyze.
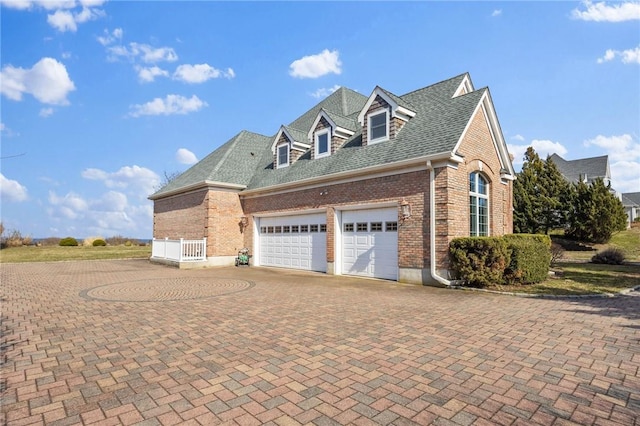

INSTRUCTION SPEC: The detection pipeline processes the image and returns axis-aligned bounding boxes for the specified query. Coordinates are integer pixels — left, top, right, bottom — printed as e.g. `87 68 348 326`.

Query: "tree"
513 147 571 234
566 178 627 243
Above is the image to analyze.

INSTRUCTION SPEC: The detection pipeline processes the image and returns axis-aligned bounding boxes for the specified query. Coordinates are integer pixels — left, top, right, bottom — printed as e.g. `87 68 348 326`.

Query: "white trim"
357 87 416 126
315 128 331 158
149 180 246 200
452 74 474 98
271 126 310 154
452 90 515 179
469 171 489 237
367 109 389 144
276 143 289 169
252 208 327 218
241 151 457 198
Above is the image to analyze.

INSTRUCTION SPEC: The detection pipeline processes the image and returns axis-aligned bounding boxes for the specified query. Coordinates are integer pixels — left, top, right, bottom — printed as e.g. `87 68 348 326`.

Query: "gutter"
427 160 451 286
148 180 247 200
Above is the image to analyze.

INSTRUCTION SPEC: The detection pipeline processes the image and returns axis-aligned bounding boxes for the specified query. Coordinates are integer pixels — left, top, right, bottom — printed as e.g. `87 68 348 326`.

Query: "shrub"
503 234 551 284
59 237 79 247
591 248 625 265
92 239 107 247
449 237 511 288
124 240 133 247
83 236 105 247
1 229 31 248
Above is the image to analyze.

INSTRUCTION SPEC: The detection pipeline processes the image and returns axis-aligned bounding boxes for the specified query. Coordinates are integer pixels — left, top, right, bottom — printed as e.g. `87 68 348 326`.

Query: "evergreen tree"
513 147 571 234
566 178 627 243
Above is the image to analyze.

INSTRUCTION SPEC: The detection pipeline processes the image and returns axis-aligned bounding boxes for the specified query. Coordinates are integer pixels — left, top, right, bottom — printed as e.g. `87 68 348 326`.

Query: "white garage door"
259 213 327 272
342 208 398 280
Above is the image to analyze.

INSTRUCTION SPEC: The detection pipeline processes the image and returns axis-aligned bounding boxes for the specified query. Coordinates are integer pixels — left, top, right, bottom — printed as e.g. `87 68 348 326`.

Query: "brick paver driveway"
1 260 639 425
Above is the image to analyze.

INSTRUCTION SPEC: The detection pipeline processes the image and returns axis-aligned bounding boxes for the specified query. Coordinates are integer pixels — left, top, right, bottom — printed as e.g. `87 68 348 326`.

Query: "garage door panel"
342 208 398 280
259 213 326 272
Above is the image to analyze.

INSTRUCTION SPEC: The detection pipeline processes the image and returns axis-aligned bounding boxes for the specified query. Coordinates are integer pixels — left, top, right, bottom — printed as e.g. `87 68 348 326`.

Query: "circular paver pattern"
81 277 254 302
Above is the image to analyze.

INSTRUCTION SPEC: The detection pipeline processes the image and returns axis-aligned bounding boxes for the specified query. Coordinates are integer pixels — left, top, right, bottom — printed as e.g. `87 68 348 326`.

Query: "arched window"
469 172 489 236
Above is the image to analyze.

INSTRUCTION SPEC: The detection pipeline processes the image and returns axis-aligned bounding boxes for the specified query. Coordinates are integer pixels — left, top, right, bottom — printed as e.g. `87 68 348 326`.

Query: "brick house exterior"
149 73 515 285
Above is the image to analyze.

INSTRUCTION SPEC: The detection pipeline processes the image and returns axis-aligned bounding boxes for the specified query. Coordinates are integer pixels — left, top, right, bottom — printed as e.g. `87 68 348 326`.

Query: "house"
547 153 611 186
622 192 640 226
149 73 516 286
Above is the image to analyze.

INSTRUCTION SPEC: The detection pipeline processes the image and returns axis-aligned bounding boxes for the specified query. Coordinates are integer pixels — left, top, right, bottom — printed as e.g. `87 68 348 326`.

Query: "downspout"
427 160 452 286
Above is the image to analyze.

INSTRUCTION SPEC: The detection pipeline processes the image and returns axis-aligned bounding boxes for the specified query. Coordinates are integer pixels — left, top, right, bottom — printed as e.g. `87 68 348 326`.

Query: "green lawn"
0 245 151 263
487 262 640 296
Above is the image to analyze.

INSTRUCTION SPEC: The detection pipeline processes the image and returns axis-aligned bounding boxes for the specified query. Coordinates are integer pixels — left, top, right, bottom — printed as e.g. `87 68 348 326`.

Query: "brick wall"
153 189 244 257
241 170 431 269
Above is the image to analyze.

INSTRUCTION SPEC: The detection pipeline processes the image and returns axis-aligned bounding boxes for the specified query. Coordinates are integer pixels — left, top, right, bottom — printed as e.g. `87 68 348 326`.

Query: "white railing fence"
151 238 207 262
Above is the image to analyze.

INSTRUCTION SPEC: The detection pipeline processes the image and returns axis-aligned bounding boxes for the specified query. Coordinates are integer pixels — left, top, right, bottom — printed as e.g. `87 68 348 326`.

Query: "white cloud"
492 9 502 17
597 46 640 64
0 57 76 105
508 139 568 165
0 173 28 202
512 134 525 142
310 85 341 99
0 122 19 137
572 1 640 22
583 134 640 162
47 4 104 32
81 165 160 197
48 190 87 219
173 64 235 83
97 27 123 46
289 49 342 79
136 65 169 83
176 148 198 165
128 94 207 117
39 107 54 117
108 42 178 63
0 0 77 11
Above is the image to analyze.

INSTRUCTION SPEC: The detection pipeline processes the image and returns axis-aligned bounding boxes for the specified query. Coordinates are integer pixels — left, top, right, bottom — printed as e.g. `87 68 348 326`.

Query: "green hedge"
503 234 551 284
449 234 551 287
59 237 78 247
449 237 511 287
92 239 107 247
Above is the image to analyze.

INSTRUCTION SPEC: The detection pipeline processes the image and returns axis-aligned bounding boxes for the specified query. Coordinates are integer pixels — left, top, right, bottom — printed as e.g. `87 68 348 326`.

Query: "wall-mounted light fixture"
239 216 249 233
400 198 411 221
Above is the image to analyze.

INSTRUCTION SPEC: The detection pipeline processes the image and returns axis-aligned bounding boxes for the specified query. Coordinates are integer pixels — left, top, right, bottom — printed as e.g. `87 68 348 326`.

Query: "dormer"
271 126 310 169
307 109 356 159
357 87 416 147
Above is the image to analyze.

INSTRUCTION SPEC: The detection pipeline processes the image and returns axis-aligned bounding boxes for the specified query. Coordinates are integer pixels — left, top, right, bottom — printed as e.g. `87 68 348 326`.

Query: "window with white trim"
315 129 330 158
368 110 389 144
469 172 489 237
276 144 289 168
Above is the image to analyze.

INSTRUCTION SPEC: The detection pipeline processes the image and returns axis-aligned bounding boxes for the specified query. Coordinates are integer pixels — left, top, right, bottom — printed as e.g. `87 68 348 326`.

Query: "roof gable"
357 86 416 125
548 154 611 184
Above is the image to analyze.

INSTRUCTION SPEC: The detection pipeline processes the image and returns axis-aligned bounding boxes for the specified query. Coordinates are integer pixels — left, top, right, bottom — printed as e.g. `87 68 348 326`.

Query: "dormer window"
277 144 289 169
315 129 330 158
368 110 389 144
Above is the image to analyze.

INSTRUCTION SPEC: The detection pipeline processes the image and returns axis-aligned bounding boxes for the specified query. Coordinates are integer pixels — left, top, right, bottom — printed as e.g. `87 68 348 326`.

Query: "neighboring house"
149 73 515 286
547 153 612 187
622 192 640 226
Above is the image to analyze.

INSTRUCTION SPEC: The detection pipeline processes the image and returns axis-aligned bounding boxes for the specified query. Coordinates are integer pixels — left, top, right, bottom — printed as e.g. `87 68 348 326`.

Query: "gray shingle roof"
150 130 271 197
151 73 494 198
548 154 610 184
622 192 640 207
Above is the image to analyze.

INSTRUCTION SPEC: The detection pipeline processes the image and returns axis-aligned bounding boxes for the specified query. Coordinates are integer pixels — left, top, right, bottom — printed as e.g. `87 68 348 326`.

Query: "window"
368 110 389 143
283 226 290 233
320 224 327 232
370 222 383 232
300 225 309 233
357 222 368 232
385 221 398 231
260 227 266 234
277 144 289 168
274 226 282 233
291 225 299 233
310 224 319 232
469 172 489 236
267 226 274 234
344 223 354 232
315 130 330 158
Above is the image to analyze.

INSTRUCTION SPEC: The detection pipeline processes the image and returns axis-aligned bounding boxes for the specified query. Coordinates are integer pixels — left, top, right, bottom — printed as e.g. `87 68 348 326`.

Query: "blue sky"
1 1 639 239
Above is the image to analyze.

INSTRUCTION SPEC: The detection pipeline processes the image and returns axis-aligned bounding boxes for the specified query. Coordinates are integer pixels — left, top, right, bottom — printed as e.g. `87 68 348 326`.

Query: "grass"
0 245 151 263
486 262 640 296
554 226 640 262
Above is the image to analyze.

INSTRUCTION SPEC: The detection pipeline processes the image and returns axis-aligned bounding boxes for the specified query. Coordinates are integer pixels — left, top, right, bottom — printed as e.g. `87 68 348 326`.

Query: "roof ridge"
400 72 469 97
209 132 244 175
